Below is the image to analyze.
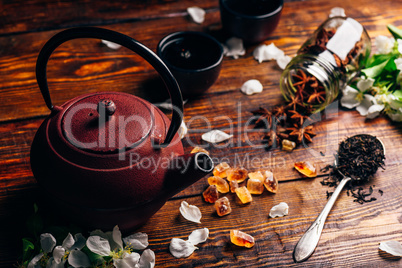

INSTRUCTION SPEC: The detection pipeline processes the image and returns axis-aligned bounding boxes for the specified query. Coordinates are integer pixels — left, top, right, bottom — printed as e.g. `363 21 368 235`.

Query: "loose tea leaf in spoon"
337 134 385 184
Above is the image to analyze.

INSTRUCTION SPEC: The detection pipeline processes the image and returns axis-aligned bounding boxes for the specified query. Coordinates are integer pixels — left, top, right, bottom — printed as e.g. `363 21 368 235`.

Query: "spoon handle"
293 176 351 263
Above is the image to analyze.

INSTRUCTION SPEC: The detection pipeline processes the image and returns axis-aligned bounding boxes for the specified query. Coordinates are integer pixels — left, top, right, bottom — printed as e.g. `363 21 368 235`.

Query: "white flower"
52 233 89 268
341 78 383 118
87 225 153 268
398 39 402 54
341 77 374 108
387 107 402 122
28 233 57 268
375 35 395 54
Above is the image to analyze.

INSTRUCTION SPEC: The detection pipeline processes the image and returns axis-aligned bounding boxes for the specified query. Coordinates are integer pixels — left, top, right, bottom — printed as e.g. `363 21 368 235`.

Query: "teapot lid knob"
97 99 116 116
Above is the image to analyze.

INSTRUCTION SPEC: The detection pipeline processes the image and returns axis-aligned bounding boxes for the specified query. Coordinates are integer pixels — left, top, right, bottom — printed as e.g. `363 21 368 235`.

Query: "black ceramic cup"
157 31 223 97
219 0 283 44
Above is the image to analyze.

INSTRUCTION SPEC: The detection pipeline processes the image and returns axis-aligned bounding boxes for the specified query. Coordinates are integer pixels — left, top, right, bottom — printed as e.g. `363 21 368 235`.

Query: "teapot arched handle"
36 27 183 147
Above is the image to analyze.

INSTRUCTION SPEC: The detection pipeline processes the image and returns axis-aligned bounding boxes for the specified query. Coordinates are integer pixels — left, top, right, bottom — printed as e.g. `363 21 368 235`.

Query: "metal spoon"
293 134 385 263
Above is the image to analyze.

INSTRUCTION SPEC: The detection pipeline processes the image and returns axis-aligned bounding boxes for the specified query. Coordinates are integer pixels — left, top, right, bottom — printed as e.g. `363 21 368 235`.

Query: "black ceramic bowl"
219 0 283 44
157 31 223 97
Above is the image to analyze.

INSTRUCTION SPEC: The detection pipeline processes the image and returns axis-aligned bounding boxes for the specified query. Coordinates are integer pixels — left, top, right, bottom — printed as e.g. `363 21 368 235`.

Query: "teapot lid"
61 92 154 153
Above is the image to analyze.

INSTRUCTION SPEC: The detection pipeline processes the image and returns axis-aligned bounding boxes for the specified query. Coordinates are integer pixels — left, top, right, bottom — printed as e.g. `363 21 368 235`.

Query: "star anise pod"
251 107 273 128
285 95 305 112
272 105 287 122
287 124 316 144
287 110 308 126
276 126 289 140
307 89 326 104
263 130 281 148
292 69 310 92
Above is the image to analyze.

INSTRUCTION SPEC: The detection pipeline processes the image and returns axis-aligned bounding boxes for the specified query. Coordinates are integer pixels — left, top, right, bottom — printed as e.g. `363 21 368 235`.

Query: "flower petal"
46 257 65 268
86 236 111 256
72 233 87 250
139 249 156 268
356 94 376 116
180 201 202 223
187 7 206 24
62 233 75 250
53 246 65 264
224 37 245 59
169 238 197 258
253 43 284 63
398 39 402 54
68 249 91 268
40 233 57 253
329 7 346 18
123 232 149 250
379 240 402 257
114 252 140 268
277 55 292 70
240 79 263 95
357 77 375 92
201 130 233 143
188 228 209 245
388 108 402 122
341 86 360 109
269 202 289 218
375 35 395 54
112 225 124 250
366 104 384 119
27 253 43 268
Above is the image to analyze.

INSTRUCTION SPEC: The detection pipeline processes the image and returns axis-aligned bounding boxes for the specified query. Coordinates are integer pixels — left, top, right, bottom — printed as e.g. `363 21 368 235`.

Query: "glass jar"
280 16 371 112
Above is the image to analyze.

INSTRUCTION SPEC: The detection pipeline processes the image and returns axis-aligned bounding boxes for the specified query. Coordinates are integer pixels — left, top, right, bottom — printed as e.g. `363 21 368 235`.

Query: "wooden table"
1 0 401 267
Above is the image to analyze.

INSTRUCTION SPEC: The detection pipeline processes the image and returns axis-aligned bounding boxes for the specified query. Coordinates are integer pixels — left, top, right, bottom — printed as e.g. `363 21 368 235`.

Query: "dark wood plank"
0 0 219 36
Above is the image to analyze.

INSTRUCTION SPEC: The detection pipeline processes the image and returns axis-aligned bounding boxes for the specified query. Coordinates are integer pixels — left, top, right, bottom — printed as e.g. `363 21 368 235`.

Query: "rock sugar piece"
229 180 239 193
208 176 230 193
215 197 232 216
235 186 253 204
203 185 219 203
248 171 265 182
227 167 248 183
247 178 264 195
294 161 317 177
269 202 289 218
263 171 278 193
282 139 296 152
230 230 255 248
213 162 231 178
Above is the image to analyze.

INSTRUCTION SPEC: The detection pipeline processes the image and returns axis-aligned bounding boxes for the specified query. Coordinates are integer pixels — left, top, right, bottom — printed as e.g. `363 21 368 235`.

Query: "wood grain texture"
0 0 402 267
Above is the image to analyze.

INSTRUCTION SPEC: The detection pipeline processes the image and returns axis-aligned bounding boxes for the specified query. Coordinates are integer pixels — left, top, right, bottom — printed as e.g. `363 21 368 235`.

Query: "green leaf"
362 58 391 78
387 24 402 40
22 238 35 261
394 89 402 100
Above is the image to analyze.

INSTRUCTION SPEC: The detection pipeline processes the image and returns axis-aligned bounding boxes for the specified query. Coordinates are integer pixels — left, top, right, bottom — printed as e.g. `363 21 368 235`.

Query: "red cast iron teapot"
30 27 214 231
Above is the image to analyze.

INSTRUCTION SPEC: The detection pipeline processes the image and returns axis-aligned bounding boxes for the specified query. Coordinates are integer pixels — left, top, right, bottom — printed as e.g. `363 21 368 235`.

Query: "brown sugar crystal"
215 197 232 216
230 230 255 248
227 167 248 183
208 176 230 193
213 162 231 178
247 178 264 195
203 185 219 203
235 186 253 204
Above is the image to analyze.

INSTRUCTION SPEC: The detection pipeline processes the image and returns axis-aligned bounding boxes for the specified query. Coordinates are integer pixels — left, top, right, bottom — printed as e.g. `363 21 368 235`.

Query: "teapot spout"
164 152 214 197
